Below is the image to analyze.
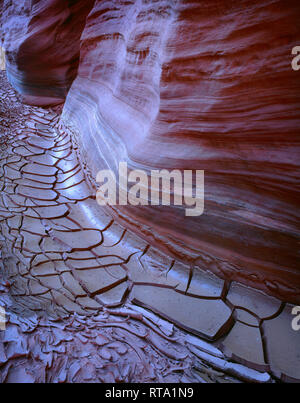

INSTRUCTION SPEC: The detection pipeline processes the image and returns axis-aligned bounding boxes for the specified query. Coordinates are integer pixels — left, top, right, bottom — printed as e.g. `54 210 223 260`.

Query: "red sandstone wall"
1 0 300 302
0 0 94 105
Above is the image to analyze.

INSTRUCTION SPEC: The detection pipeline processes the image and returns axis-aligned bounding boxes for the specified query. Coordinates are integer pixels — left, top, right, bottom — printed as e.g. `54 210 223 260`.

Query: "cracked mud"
0 72 299 383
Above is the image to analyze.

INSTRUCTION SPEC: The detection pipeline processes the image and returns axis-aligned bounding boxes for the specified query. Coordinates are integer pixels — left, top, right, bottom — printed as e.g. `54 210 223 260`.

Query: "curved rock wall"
0 0 94 105
1 0 300 302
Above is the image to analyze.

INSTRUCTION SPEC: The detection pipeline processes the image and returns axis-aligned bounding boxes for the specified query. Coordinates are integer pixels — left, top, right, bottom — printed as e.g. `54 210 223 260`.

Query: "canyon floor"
0 72 298 383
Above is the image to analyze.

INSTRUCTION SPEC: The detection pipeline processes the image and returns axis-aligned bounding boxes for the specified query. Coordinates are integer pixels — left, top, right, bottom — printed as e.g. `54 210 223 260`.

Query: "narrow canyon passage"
0 71 241 383
0 72 299 383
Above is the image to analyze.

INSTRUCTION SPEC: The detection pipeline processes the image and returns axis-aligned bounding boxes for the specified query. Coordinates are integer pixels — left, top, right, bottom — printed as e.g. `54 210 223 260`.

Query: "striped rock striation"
1 0 300 383
0 71 298 383
1 2 300 309
0 0 94 105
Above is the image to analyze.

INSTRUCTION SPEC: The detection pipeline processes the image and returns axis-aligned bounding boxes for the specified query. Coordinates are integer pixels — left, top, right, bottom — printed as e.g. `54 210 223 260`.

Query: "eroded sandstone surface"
0 0 94 105
0 0 300 383
1 71 299 384
1 0 299 302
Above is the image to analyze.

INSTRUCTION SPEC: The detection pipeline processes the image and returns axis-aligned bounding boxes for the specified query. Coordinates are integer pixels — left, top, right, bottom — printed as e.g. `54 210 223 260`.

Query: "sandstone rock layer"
0 72 299 383
1 2 300 300
0 0 94 105
66 0 300 303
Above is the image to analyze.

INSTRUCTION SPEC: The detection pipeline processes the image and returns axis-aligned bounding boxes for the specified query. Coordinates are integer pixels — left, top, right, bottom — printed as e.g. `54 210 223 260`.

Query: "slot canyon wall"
0 0 95 105
0 0 300 303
